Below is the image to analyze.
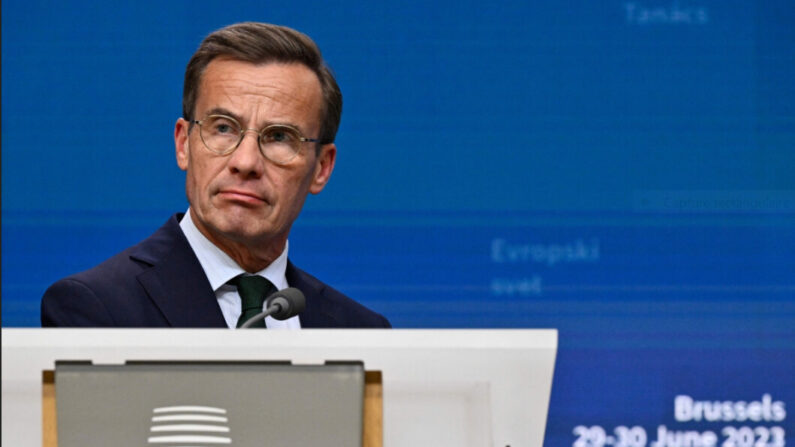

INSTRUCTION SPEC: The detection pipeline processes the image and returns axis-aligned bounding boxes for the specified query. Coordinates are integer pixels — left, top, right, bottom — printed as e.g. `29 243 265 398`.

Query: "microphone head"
266 287 306 320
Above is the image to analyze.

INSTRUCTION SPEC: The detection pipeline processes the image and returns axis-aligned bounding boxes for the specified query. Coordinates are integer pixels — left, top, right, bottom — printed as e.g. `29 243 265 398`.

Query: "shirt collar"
179 209 289 292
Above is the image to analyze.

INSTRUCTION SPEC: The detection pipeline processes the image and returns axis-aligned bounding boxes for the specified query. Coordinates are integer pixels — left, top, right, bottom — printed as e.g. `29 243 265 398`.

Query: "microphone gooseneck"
239 287 306 329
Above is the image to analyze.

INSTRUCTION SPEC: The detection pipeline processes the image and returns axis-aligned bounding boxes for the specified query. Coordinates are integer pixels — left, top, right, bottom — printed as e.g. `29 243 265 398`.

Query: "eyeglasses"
191 114 321 165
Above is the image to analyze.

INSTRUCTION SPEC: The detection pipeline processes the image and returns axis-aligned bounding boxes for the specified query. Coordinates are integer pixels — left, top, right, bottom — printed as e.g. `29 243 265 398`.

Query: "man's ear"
309 143 337 194
175 118 190 171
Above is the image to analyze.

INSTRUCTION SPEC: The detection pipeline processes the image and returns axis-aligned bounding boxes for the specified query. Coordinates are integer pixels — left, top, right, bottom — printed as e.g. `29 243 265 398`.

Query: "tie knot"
229 276 277 328
230 275 274 303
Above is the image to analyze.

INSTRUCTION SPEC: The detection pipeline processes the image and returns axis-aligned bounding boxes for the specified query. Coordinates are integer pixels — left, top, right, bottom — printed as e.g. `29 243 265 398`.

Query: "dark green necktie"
229 275 276 328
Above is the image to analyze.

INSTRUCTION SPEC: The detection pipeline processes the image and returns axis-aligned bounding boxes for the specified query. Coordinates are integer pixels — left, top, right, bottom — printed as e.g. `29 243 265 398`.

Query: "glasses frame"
191 114 322 165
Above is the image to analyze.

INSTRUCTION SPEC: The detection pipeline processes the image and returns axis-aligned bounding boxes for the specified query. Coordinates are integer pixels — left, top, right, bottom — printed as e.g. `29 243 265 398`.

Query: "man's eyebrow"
202 107 242 122
200 107 308 134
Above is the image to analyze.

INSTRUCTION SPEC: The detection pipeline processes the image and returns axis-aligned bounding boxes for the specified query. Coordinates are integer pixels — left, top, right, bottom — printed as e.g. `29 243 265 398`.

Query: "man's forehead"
194 59 324 126
200 59 320 98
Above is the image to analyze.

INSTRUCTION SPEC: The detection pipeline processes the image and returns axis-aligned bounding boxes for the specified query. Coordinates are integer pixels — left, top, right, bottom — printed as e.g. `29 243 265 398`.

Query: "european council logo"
148 405 232 445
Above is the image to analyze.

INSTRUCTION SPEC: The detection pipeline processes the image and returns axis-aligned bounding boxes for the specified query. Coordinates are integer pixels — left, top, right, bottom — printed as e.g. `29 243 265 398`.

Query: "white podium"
2 329 557 447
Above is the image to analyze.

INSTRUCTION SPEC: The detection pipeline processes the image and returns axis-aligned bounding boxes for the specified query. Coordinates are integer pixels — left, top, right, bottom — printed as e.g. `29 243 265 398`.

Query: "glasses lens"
260 125 301 164
200 115 241 154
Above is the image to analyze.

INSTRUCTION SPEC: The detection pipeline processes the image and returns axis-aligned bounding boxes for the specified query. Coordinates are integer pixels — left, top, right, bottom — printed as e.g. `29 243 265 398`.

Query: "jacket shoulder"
287 263 391 328
41 215 186 327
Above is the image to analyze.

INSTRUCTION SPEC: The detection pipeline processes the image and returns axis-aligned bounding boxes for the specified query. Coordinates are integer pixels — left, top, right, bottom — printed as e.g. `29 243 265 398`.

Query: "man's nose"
227 130 265 177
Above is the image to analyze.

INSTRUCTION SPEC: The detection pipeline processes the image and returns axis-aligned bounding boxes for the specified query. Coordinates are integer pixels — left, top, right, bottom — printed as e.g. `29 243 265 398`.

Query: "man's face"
174 58 336 265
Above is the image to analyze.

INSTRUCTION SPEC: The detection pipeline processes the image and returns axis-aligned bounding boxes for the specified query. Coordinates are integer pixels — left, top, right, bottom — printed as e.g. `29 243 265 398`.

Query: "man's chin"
197 213 264 241
218 222 281 246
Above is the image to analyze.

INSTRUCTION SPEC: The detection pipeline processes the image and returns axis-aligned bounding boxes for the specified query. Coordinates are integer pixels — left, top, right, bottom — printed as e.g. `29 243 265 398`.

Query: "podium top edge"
2 328 558 350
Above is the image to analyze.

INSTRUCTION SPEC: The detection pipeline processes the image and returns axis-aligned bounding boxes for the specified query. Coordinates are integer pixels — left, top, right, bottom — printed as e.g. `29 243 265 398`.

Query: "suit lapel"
127 215 347 328
286 261 342 328
131 215 227 328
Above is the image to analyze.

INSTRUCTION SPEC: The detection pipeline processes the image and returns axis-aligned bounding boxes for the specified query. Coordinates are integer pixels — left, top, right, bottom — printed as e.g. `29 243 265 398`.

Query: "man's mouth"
217 189 267 204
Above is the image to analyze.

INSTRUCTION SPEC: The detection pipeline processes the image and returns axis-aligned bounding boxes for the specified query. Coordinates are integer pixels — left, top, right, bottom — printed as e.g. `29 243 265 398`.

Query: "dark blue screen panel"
2 1 793 446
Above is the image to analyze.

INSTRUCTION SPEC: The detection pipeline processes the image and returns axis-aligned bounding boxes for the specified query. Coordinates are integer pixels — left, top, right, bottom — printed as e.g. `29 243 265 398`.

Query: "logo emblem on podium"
148 405 232 445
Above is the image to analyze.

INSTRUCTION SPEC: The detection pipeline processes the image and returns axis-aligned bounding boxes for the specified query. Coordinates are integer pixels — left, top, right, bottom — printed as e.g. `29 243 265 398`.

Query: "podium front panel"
54 362 363 447
2 329 557 447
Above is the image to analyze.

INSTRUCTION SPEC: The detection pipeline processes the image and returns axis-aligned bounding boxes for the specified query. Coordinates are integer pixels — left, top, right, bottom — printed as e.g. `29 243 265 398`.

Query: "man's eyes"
208 118 239 135
213 121 238 133
263 127 298 142
215 124 235 134
205 117 299 142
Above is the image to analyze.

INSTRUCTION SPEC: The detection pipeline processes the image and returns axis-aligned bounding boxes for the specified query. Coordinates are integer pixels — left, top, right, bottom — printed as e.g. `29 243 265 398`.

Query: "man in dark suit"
41 22 390 328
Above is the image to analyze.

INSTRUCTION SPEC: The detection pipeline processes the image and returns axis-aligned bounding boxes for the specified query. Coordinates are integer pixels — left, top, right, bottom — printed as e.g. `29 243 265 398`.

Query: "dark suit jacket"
41 214 391 328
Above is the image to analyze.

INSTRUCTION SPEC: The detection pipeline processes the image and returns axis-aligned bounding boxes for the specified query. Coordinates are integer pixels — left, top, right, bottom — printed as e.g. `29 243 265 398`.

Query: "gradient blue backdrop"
3 1 793 445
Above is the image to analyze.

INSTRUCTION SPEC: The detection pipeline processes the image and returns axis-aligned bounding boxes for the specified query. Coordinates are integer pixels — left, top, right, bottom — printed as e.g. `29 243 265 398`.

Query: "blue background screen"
3 1 793 444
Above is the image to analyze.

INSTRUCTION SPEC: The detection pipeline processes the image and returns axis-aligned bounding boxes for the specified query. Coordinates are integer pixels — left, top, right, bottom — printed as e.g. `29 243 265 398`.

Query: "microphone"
239 287 306 329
